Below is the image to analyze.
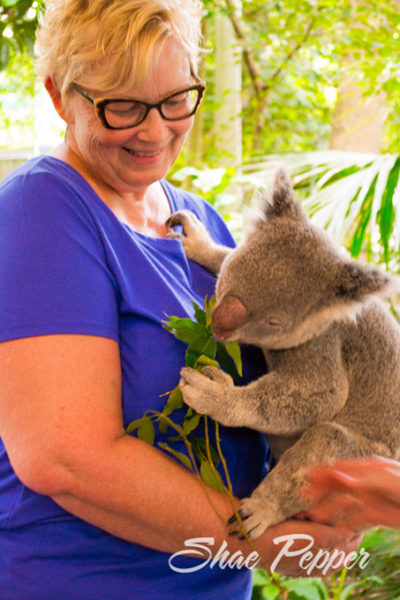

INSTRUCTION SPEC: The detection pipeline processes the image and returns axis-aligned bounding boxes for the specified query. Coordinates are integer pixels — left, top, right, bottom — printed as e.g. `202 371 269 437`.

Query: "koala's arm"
180 335 349 436
230 366 348 436
166 210 232 274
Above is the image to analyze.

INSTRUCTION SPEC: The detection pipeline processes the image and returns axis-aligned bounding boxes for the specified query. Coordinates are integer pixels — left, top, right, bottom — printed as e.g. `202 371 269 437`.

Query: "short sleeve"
0 167 120 343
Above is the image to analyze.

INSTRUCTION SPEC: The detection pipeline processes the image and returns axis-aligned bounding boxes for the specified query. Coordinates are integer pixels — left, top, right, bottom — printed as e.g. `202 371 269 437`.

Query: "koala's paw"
166 210 213 262
229 497 279 540
179 366 234 422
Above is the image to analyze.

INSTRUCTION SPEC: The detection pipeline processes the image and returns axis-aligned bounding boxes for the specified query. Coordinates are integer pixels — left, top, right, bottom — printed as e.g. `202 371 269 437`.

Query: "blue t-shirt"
0 156 269 600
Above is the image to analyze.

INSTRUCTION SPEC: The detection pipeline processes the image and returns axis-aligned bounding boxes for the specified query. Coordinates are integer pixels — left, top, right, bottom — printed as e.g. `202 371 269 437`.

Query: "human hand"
254 518 363 577
301 456 400 530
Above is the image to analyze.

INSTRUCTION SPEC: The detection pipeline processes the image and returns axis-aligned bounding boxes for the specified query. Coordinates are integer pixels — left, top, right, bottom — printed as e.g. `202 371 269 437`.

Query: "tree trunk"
329 0 388 153
213 1 242 166
329 80 387 153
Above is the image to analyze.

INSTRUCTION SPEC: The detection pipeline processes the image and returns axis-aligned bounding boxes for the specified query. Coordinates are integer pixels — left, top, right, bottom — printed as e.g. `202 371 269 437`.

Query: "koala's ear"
336 261 397 301
243 206 264 236
262 167 304 220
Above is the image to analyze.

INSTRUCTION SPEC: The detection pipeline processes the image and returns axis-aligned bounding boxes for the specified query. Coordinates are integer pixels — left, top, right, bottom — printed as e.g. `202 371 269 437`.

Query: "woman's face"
66 38 196 197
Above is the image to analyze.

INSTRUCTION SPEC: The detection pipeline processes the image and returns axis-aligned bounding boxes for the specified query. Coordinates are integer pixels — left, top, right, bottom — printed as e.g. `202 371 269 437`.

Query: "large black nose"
212 296 247 341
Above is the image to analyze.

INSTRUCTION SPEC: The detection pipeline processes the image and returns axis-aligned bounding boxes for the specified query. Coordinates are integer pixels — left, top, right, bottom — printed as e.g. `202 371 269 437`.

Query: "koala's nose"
212 296 247 341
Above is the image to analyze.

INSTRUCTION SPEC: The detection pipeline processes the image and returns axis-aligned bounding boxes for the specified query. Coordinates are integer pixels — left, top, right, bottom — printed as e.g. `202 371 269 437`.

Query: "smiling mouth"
123 147 161 157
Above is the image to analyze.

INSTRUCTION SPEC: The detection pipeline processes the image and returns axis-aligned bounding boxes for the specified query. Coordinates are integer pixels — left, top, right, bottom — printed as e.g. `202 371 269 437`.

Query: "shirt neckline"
40 155 181 244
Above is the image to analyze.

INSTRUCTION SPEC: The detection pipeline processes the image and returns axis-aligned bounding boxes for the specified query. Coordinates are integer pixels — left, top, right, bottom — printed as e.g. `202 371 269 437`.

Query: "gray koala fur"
166 168 400 539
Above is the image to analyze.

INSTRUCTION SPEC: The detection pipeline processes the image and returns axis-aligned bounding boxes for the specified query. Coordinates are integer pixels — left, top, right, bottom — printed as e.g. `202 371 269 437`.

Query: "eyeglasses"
72 82 206 130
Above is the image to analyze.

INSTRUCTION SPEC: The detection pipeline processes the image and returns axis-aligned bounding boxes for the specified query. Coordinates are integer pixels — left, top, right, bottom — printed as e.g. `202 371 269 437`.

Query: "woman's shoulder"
0 155 100 227
1 155 91 198
0 155 108 256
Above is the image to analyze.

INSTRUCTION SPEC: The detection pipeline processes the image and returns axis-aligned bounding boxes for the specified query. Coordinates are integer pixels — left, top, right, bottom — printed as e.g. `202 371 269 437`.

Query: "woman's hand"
301 456 400 530
253 518 362 577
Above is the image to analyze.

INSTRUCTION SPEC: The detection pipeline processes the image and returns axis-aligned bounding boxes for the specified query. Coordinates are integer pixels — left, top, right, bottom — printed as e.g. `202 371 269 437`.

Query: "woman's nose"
136 107 168 142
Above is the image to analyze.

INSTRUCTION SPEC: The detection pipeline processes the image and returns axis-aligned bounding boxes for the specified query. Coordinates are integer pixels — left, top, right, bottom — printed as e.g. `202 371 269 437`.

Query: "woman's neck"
49 143 172 238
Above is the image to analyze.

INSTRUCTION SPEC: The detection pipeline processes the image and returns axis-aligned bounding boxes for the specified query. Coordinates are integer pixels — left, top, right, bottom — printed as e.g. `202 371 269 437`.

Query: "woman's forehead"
93 38 193 100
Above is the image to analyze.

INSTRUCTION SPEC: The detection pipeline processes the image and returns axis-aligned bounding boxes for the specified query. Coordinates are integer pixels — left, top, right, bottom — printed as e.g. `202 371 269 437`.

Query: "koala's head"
213 168 396 349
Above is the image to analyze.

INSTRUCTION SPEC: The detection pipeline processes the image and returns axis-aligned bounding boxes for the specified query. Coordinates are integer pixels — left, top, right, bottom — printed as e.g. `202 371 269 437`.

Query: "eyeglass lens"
103 88 201 128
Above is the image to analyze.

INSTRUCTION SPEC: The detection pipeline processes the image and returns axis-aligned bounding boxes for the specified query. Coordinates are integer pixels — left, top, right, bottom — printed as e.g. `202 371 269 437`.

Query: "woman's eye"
165 93 188 107
107 102 142 115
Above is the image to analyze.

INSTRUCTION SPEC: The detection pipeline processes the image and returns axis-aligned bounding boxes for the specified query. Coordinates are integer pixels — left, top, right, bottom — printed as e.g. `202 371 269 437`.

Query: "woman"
304 456 400 530
0 1 361 598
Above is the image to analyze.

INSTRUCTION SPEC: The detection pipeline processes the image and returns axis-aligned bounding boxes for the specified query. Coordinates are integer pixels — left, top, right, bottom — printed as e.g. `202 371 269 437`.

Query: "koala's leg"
166 210 232 273
236 421 364 539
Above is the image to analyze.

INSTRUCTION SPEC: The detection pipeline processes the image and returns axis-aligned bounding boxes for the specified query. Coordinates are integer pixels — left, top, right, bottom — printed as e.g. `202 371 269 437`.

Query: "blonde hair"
35 0 204 107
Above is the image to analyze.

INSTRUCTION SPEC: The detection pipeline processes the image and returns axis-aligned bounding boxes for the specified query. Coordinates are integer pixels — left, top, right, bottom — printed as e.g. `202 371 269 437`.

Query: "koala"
166 168 400 539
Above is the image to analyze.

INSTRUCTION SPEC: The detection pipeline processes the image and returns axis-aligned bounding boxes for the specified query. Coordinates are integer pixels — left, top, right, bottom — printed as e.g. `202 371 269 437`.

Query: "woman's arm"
0 334 361 574
303 457 400 530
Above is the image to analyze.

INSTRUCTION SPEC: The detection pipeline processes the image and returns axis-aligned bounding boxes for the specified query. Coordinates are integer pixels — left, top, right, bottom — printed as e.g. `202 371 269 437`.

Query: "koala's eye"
261 316 282 330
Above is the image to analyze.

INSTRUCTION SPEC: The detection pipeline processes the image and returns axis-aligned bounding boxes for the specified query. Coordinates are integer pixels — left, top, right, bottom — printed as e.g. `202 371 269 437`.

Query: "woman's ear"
44 76 74 124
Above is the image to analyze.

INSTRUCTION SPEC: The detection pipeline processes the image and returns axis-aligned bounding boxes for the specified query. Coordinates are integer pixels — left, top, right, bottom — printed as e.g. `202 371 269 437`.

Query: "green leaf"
204 296 216 329
159 387 184 433
183 408 201 435
125 415 155 446
163 317 208 344
224 341 243 377
194 353 220 369
191 301 207 326
188 334 217 360
258 583 281 600
216 342 239 380
125 417 144 435
200 460 226 492
185 333 217 367
162 386 184 417
1 0 21 7
283 578 329 600
378 156 400 266
185 348 198 368
158 442 193 470
351 198 374 258
137 416 155 445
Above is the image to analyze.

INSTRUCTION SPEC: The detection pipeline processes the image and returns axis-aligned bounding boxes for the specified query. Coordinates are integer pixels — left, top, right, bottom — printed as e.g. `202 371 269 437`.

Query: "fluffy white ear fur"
243 206 263 238
381 272 400 298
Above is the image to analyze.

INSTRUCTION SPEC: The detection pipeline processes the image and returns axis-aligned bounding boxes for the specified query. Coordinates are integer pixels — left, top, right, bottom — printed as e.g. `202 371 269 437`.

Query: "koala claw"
166 231 184 242
229 497 277 540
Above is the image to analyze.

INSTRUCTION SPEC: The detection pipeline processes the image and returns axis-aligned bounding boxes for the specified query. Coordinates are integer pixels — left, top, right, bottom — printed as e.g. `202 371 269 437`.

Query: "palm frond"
241 151 400 269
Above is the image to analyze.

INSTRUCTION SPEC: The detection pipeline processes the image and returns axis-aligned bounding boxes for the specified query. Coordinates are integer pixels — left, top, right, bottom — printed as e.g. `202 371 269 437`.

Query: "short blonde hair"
35 0 204 107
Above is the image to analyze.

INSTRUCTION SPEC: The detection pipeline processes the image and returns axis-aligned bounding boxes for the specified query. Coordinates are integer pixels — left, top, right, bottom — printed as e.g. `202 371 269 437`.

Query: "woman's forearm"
50 434 363 577
51 434 241 554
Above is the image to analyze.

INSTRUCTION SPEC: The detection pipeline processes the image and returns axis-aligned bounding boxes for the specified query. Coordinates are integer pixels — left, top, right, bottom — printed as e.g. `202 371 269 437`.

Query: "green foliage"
0 0 42 70
252 528 400 600
2 0 400 159
125 296 242 494
241 151 400 270
197 0 400 160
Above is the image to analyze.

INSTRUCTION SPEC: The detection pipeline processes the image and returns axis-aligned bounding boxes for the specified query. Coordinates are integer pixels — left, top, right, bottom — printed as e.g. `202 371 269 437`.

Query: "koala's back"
336 297 400 457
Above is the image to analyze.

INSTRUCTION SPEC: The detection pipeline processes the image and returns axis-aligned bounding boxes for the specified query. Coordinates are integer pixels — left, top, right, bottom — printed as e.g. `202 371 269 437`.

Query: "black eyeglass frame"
72 82 206 130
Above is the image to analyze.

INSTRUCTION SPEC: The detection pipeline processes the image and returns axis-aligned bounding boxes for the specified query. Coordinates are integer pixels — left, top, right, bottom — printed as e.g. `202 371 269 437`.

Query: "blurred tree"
196 0 400 160
213 0 242 166
0 0 41 70
2 0 400 161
